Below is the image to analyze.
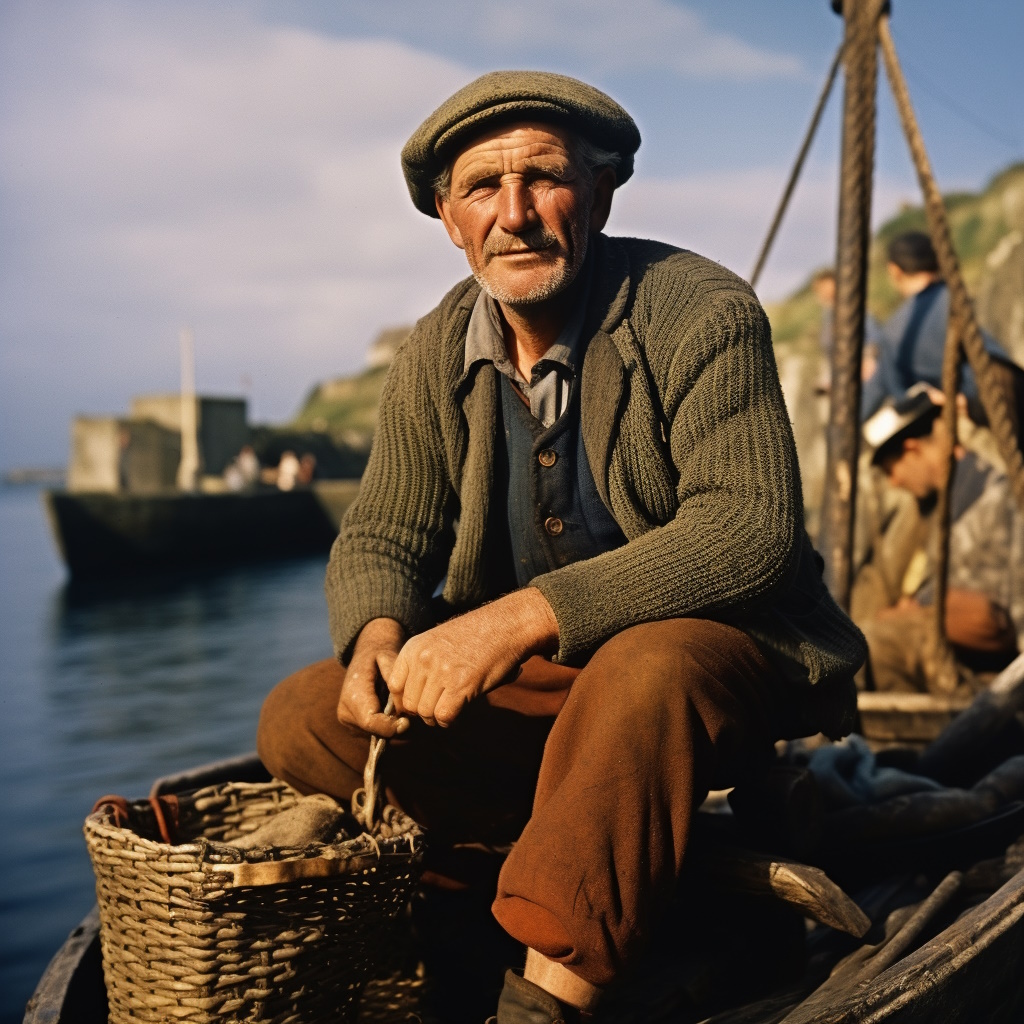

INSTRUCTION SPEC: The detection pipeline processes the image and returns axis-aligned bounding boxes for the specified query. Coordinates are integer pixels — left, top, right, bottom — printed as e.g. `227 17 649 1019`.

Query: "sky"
1 0 1022 473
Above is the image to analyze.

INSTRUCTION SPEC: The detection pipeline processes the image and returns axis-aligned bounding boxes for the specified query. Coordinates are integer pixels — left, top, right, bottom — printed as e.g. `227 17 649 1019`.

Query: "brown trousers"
257 618 788 987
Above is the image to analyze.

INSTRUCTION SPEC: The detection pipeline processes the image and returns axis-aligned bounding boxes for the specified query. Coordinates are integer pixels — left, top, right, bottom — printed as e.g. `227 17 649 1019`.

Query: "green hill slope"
289 327 412 451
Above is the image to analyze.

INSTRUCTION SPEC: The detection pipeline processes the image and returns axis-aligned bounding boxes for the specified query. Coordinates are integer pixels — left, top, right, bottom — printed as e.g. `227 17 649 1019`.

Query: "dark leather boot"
489 970 572 1024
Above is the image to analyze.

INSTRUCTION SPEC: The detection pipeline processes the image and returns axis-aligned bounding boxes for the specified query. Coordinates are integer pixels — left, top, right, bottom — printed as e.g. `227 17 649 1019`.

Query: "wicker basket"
84 770 425 1024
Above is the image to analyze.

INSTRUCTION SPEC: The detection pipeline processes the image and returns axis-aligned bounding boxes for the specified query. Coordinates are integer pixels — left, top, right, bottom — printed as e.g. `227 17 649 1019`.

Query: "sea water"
0 484 336 1023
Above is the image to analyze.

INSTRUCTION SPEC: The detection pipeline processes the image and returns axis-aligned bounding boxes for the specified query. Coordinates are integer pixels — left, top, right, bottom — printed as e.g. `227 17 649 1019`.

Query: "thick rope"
749 41 845 291
820 0 887 607
879 16 1024 513
932 314 963 692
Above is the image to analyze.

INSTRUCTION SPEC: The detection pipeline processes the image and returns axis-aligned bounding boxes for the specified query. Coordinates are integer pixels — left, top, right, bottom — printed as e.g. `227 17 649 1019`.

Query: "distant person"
811 268 881 392
860 231 1008 421
297 453 317 487
858 388 1023 693
224 445 260 492
117 427 133 491
275 450 300 492
237 445 260 487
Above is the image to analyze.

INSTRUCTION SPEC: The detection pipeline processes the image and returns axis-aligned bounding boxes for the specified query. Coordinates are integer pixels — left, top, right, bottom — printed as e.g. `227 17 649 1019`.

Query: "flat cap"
401 70 641 217
863 383 941 464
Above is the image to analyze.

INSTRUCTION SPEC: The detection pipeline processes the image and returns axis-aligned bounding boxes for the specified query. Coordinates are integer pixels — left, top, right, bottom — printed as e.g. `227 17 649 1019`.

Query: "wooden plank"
23 908 105 1024
779 867 1024 1023
857 691 972 743
703 849 870 937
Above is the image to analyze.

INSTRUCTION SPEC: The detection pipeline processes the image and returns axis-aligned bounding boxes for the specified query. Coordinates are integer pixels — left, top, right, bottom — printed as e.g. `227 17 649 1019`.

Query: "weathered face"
435 122 612 306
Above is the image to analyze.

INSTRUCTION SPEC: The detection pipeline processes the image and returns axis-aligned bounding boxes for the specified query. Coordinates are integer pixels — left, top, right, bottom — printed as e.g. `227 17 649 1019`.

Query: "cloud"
347 0 805 81
0 1 473 465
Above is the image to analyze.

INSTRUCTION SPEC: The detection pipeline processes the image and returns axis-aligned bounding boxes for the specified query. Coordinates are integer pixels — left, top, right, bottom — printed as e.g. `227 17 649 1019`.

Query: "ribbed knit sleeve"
533 255 804 663
324 327 455 663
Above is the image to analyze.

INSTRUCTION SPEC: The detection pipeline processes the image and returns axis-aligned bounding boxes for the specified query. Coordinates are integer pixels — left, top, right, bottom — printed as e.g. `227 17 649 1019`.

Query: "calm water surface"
0 485 335 1023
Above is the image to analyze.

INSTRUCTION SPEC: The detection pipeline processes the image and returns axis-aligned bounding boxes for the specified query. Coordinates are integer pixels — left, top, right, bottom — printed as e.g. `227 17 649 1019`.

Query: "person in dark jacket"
257 71 865 1024
860 231 1007 420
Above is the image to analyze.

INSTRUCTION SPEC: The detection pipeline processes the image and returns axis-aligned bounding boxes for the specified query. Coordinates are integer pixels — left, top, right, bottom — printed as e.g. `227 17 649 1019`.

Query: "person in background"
297 453 317 487
224 444 261 492
811 268 881 393
237 445 260 487
275 450 300 492
857 387 1023 693
860 231 1008 421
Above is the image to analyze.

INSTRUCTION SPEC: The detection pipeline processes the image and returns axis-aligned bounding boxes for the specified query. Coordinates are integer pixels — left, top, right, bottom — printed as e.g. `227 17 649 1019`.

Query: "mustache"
483 226 558 257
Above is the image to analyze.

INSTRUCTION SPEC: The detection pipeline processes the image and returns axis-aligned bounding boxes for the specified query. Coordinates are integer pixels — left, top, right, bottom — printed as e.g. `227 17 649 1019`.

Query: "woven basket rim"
85 779 424 868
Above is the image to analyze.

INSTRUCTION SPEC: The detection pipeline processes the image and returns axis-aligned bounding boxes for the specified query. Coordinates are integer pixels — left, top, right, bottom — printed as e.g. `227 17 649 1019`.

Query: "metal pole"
819 0 885 607
177 326 201 491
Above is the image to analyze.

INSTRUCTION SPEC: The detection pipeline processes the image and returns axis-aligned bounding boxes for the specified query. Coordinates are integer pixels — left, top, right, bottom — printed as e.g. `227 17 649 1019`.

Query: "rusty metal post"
819 0 885 607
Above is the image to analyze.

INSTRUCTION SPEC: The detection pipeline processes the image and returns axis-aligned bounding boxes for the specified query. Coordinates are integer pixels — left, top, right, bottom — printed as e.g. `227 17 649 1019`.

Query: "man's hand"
388 588 559 728
338 617 409 738
945 589 1016 653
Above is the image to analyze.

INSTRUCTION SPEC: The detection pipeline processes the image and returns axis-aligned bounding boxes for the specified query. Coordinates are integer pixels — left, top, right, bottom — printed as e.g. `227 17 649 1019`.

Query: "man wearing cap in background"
258 71 866 1023
858 387 1024 694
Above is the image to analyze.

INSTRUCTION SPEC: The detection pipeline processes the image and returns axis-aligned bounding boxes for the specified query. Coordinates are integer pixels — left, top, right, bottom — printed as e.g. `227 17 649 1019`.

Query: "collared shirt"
464 259 593 429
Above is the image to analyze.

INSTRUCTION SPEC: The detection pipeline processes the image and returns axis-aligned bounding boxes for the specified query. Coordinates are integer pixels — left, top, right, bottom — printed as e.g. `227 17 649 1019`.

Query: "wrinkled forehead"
447 120 578 176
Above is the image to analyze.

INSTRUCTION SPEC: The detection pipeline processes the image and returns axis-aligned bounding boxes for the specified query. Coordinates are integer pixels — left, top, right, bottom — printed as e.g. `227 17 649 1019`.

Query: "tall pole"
177 326 201 491
819 0 885 608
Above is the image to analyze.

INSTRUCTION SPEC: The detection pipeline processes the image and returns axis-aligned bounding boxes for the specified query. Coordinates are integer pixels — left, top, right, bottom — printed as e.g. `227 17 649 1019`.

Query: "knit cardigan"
326 235 867 732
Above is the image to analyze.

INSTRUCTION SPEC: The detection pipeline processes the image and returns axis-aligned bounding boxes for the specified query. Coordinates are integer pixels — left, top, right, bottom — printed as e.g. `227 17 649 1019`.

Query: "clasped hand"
336 588 559 737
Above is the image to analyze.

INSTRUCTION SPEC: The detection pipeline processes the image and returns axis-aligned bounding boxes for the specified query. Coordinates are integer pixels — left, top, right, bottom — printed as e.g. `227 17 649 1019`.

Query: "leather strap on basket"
352 695 395 831
148 794 180 845
92 794 131 828
89 793 180 845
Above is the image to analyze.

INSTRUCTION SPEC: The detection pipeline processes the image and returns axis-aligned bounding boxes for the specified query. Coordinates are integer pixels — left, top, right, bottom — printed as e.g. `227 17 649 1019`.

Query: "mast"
176 326 201 491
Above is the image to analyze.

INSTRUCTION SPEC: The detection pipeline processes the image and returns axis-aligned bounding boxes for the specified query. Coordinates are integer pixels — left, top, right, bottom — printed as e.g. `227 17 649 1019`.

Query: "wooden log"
779 872 963 1024
824 789 995 846
701 848 870 937
777 865 1024 1023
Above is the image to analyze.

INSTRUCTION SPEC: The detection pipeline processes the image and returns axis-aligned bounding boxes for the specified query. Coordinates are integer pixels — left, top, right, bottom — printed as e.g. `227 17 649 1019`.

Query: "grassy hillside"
289 327 412 451
291 365 390 451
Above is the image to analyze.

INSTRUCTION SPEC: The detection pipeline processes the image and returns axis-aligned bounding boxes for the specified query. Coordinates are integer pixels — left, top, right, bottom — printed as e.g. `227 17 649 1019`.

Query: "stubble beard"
469 218 590 308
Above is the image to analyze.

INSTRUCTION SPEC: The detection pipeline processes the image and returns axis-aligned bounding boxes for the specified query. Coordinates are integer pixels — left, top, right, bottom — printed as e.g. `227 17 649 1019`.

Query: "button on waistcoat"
499 374 626 589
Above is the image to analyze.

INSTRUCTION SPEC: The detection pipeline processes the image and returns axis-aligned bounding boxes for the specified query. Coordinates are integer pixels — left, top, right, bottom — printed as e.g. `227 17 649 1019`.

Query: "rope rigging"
752 0 1024 651
749 41 845 292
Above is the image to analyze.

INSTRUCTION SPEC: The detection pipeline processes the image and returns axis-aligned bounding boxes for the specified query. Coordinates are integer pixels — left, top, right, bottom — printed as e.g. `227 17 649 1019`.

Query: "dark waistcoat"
497 373 626 589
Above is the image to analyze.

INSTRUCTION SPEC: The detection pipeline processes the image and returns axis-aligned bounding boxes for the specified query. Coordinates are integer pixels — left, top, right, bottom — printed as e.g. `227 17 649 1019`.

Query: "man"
859 387 1024 692
860 231 1007 420
258 71 865 1023
811 268 880 392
